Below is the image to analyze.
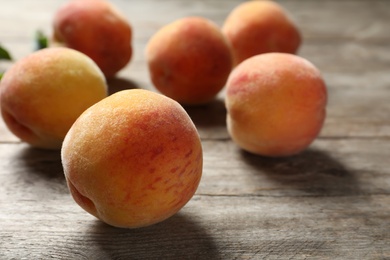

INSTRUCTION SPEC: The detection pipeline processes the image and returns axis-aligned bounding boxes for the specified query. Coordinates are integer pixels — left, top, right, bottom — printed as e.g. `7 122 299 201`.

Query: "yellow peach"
0 47 107 149
145 16 233 105
225 53 327 157
222 0 301 65
61 89 203 228
53 0 132 78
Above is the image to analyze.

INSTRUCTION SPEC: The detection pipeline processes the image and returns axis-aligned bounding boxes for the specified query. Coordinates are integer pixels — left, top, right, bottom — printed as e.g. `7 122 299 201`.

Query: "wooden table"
1 0 389 259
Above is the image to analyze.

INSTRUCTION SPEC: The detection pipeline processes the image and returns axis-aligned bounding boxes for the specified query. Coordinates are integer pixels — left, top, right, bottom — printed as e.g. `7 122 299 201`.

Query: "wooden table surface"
1 0 389 259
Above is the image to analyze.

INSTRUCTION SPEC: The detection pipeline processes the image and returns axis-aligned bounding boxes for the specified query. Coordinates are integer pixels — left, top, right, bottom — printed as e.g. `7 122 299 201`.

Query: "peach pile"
61 89 203 228
0 47 107 149
52 0 132 78
225 53 327 157
0 0 326 229
145 16 233 105
222 0 301 65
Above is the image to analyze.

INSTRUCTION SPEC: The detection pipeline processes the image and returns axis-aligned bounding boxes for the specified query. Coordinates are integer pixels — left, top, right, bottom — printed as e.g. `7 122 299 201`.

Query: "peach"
145 16 233 105
0 47 107 149
222 0 301 65
61 89 203 228
52 0 132 78
225 53 327 157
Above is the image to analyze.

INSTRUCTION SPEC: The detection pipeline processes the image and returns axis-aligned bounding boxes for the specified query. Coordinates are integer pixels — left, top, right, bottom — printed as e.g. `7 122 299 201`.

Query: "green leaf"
0 45 12 60
0 72 3 81
35 30 48 50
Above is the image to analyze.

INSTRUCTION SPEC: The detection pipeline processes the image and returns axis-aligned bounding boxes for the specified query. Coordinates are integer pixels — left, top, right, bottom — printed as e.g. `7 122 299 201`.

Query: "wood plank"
201 139 390 196
287 0 390 41
1 137 390 199
1 193 389 259
0 136 389 259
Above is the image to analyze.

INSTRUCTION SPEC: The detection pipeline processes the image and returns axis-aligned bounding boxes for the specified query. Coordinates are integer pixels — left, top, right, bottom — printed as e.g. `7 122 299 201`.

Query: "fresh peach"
222 0 301 65
52 0 132 78
145 16 233 105
0 47 107 149
61 89 203 228
225 53 327 157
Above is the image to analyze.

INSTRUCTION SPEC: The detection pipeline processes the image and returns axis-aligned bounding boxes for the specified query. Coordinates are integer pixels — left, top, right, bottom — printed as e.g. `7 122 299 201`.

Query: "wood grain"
1 0 389 259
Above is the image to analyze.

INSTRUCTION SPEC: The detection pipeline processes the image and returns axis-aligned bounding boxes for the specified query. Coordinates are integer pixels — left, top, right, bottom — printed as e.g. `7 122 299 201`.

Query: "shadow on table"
89 212 220 259
240 148 363 196
15 146 68 194
17 146 63 176
107 76 139 95
184 98 227 129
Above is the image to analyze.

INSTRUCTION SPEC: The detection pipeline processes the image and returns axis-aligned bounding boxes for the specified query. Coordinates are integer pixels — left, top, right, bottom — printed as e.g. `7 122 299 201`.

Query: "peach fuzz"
222 0 301 65
145 16 233 105
61 89 203 228
225 53 327 157
52 0 132 78
0 47 107 150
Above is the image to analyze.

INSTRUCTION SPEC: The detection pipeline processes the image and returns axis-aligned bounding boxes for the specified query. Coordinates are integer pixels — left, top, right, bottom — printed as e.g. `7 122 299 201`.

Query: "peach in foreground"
61 89 203 228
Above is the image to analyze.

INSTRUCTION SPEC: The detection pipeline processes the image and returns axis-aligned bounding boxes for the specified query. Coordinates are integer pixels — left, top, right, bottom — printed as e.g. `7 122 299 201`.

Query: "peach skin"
145 16 233 105
222 0 301 65
61 89 203 228
53 0 132 78
225 53 327 157
0 47 107 150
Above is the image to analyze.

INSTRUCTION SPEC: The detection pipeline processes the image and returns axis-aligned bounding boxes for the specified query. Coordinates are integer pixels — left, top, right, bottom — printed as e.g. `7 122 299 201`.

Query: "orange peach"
0 47 107 149
225 53 327 157
222 0 301 65
61 89 203 228
145 16 233 105
52 0 132 78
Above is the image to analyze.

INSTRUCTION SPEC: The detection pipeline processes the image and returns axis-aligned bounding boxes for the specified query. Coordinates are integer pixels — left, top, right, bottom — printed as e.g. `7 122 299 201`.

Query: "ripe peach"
52 0 132 78
0 47 107 149
225 53 327 157
145 16 233 105
61 89 203 228
222 0 301 65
